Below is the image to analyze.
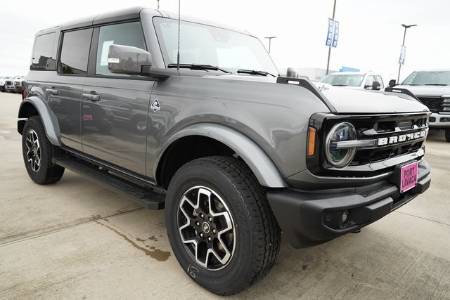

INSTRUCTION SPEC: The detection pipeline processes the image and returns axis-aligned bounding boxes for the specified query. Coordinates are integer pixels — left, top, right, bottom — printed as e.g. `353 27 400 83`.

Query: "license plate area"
399 161 419 193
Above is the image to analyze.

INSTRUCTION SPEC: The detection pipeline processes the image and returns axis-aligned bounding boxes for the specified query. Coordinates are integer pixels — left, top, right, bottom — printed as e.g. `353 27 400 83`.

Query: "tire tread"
192 156 281 291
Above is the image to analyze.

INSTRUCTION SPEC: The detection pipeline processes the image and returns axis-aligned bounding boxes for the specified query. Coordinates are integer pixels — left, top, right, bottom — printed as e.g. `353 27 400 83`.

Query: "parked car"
0 76 7 92
13 76 25 93
19 7 431 296
4 78 16 92
389 70 450 142
321 71 385 91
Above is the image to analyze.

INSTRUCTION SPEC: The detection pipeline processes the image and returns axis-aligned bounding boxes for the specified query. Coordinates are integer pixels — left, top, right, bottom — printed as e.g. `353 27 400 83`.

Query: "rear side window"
95 22 146 76
59 28 93 75
376 76 384 89
30 33 57 71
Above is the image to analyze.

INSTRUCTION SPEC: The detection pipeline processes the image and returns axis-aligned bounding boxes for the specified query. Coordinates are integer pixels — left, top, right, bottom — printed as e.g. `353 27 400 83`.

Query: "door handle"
46 88 58 95
82 92 101 102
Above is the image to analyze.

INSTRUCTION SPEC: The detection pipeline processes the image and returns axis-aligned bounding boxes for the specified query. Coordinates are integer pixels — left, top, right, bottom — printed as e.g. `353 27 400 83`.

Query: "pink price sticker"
400 162 418 193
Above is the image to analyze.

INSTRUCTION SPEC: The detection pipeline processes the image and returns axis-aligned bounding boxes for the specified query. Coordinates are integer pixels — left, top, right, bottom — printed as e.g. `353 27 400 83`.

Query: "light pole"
157 0 160 9
326 0 337 75
397 24 417 83
264 36 276 53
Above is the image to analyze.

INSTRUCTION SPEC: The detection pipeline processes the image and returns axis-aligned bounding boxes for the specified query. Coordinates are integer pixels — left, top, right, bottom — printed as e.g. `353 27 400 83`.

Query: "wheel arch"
154 123 286 189
18 97 61 146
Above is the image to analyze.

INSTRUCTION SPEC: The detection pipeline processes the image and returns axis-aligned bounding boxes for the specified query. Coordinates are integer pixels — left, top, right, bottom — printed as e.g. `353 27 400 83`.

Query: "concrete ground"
0 92 449 300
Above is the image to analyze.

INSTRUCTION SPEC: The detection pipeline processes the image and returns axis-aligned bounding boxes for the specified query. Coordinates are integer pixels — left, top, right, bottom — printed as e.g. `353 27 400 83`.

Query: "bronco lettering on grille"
377 130 427 146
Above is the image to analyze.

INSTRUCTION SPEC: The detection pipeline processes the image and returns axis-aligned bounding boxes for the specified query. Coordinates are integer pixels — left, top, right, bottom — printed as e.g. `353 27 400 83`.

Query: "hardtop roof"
35 7 251 37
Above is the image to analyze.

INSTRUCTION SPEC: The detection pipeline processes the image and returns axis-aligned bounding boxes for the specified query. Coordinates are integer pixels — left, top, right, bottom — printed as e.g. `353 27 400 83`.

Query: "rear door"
81 21 155 176
48 28 93 151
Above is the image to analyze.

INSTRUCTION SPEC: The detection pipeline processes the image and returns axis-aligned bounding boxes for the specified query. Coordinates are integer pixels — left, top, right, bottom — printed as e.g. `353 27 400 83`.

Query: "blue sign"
326 19 339 48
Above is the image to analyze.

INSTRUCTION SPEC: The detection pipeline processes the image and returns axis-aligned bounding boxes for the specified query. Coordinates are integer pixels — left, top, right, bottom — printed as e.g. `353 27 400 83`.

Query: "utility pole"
157 0 160 9
326 0 337 75
397 24 417 83
264 36 276 53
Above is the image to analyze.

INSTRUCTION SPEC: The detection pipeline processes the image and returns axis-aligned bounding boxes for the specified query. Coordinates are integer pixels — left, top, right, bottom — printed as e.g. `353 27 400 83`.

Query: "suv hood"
394 85 450 97
207 74 429 114
318 84 429 113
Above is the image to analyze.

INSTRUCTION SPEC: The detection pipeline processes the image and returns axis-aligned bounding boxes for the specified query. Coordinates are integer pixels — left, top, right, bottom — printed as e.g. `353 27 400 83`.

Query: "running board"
53 156 165 210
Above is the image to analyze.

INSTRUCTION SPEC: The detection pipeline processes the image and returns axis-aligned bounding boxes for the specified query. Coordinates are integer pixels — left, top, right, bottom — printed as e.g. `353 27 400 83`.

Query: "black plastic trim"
276 76 337 112
54 148 165 209
385 87 419 100
267 160 431 248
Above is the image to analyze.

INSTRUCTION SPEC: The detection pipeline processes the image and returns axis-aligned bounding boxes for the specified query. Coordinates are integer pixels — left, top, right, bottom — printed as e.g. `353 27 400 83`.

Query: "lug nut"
200 233 204 238
212 229 216 234
209 217 213 222
196 222 200 226
200 214 204 218
208 237 212 241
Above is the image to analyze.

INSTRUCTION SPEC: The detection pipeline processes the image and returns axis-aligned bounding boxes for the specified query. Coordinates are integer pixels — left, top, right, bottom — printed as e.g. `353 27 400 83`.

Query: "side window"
376 76 384 89
30 33 57 71
59 28 93 75
95 22 146 76
364 76 375 88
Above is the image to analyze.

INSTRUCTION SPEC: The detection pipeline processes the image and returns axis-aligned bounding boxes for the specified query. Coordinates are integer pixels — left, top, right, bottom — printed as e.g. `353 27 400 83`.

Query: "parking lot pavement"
0 92 449 300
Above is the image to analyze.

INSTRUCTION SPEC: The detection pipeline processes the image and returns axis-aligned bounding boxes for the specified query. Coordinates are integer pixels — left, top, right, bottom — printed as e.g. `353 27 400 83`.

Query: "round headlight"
325 122 357 168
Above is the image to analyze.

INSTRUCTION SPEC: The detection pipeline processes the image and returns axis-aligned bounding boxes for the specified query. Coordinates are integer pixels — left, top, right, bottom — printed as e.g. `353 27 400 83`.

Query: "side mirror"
108 44 152 75
388 79 397 88
372 81 381 91
286 67 298 78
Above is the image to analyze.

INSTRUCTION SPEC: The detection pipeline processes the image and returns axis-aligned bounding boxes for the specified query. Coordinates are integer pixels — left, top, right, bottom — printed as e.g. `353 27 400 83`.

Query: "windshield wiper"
332 84 349 86
167 64 230 73
237 69 276 77
424 83 448 86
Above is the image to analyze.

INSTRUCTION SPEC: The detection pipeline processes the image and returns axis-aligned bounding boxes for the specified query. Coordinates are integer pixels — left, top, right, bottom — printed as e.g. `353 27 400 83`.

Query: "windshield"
153 17 278 75
321 74 364 87
402 71 450 86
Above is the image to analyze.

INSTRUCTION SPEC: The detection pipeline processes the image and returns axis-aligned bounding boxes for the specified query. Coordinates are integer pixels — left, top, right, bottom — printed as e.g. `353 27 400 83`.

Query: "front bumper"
429 113 450 128
267 160 431 248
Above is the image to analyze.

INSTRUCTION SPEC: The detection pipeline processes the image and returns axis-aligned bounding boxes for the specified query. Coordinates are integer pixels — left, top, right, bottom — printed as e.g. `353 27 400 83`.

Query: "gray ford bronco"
19 7 431 295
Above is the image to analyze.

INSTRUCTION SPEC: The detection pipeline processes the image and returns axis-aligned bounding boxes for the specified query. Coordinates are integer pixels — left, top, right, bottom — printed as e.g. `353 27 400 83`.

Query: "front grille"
5 81 12 85
417 97 443 113
352 143 422 165
351 114 428 165
307 112 429 177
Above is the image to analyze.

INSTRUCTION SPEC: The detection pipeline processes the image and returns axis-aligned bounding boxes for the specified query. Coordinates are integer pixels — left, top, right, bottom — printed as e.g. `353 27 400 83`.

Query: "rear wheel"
445 129 450 142
22 116 65 184
165 156 280 295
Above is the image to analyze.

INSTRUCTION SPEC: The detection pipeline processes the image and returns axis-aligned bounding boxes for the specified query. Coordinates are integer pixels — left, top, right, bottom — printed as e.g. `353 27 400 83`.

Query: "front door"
81 21 155 176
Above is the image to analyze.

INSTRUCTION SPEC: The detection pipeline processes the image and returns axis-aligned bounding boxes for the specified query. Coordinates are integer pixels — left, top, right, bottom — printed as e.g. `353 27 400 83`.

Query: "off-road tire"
165 156 280 296
22 116 65 184
445 129 450 142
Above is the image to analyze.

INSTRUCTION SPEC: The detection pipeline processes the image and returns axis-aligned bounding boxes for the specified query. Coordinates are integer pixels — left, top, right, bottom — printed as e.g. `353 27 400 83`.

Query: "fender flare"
155 123 286 188
18 97 61 146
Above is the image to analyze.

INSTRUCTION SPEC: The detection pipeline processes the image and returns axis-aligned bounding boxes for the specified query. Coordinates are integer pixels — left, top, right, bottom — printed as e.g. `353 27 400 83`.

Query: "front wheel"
445 129 450 142
22 116 65 185
165 156 280 296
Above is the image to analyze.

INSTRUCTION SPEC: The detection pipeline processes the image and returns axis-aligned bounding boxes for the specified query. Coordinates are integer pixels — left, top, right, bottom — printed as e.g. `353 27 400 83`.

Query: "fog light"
341 210 349 223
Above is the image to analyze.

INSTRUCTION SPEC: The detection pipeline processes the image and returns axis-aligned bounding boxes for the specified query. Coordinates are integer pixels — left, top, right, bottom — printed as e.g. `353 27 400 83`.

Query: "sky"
1 0 449 82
